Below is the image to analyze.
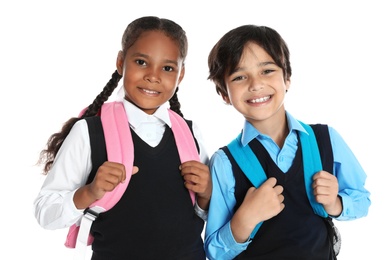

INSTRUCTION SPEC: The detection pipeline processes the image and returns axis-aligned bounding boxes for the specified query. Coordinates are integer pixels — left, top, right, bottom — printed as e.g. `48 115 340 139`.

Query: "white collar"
122 99 172 128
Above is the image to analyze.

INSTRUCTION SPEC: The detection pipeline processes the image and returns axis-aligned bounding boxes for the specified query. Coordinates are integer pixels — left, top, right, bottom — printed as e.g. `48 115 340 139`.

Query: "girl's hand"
89 161 127 200
74 162 138 209
180 160 212 210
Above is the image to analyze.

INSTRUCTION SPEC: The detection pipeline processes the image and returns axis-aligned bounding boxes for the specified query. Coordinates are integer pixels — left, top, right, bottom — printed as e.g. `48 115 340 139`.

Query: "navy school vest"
223 123 337 259
85 116 206 260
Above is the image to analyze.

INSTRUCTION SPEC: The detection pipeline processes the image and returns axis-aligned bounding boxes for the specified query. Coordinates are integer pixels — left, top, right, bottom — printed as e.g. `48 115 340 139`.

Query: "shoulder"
210 149 231 172
326 126 354 155
189 120 200 136
56 119 91 158
326 126 347 147
66 119 89 143
190 120 210 164
49 120 91 162
209 149 235 189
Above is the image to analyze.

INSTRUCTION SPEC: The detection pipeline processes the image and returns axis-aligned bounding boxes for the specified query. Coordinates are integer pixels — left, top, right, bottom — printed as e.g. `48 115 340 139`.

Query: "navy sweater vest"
86 117 205 260
222 127 333 260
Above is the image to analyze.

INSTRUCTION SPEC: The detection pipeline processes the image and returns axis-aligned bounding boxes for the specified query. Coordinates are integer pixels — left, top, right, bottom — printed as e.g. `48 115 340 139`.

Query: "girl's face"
116 30 185 115
223 41 290 129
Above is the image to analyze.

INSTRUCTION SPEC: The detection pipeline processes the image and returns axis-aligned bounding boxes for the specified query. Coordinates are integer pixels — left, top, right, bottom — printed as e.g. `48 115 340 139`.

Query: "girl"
204 25 371 260
34 16 211 260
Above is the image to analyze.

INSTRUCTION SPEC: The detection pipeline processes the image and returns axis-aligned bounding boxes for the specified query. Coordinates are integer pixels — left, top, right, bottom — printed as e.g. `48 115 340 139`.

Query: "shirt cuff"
194 201 208 221
223 222 251 251
65 190 85 224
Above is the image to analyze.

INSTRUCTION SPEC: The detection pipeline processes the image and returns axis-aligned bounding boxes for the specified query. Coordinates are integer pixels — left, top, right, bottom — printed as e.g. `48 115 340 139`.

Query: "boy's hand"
312 170 342 216
231 177 284 242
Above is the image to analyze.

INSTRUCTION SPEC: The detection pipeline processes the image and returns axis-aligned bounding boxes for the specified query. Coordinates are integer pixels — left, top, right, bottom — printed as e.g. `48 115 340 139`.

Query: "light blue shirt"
204 112 371 260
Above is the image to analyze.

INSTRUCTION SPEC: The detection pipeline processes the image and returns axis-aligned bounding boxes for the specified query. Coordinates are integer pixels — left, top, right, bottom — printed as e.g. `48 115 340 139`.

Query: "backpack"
64 101 200 259
225 122 341 258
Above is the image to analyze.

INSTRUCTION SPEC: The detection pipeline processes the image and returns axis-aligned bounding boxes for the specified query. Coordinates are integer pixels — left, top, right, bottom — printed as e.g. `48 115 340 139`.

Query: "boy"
204 25 370 260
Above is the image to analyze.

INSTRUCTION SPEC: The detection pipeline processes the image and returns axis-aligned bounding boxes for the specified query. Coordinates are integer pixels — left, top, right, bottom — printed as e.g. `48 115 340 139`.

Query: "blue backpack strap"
227 122 328 238
227 133 267 238
227 133 267 187
299 121 328 218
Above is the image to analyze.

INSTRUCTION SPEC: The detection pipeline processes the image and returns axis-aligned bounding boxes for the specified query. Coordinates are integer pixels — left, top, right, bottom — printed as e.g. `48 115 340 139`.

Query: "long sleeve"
33 101 210 230
204 116 371 259
33 120 92 229
205 150 250 260
329 127 371 220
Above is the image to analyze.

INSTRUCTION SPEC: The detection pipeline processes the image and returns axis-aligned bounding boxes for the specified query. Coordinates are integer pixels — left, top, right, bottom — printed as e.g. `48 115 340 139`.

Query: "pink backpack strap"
168 110 200 205
65 102 134 250
89 101 134 209
65 102 199 255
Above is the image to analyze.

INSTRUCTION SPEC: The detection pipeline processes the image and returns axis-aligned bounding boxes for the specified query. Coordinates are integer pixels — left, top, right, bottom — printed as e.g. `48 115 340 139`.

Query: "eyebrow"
231 61 276 74
131 52 179 66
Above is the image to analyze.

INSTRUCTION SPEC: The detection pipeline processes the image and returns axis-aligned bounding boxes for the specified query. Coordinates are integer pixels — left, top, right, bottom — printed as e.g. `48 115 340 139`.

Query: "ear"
116 51 124 75
285 78 291 93
222 94 231 105
177 65 185 84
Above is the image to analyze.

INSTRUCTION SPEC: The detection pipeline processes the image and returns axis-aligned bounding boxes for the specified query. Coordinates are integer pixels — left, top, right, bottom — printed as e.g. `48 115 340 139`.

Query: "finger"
181 165 208 184
183 173 201 184
279 194 285 203
102 162 127 181
313 170 332 181
132 166 139 175
264 177 277 187
99 163 126 183
184 181 200 193
313 177 334 190
180 161 208 174
104 173 124 187
274 185 284 194
113 163 127 182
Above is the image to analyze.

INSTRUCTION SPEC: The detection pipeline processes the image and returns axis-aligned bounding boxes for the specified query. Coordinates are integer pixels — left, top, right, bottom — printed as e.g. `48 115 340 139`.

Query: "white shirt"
33 99 209 229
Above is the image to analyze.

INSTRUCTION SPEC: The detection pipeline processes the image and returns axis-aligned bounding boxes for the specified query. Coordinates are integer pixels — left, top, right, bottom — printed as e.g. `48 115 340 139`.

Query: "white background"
1 0 388 259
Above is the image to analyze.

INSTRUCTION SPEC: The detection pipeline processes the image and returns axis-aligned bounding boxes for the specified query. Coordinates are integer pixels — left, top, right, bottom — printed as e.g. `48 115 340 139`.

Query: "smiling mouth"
247 95 270 103
141 88 160 95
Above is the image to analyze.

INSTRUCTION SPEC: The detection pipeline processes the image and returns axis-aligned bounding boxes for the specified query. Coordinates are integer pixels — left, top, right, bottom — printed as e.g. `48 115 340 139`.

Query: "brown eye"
163 66 174 72
232 76 244 82
136 59 146 66
262 69 274 75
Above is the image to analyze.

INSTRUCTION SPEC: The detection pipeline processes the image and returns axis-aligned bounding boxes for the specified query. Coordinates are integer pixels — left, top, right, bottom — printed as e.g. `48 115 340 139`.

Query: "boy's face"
223 42 290 128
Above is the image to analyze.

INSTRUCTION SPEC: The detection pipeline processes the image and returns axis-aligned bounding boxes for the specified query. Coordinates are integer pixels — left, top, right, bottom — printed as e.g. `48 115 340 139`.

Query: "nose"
144 67 161 84
248 77 264 92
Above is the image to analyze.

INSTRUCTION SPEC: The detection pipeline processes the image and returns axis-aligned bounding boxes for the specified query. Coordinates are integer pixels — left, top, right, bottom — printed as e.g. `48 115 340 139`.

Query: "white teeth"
143 89 158 94
249 96 270 103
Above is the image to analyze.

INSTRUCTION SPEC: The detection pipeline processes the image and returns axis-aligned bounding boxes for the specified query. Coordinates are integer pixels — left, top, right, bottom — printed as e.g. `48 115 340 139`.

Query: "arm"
329 127 371 220
33 120 92 229
204 150 250 260
189 122 212 216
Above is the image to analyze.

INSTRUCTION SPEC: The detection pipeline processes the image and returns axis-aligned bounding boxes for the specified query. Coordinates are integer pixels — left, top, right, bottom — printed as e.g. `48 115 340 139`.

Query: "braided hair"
38 16 188 174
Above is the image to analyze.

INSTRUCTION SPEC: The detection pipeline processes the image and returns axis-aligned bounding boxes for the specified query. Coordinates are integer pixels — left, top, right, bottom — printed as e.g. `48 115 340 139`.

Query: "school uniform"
204 112 371 260
34 99 209 259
